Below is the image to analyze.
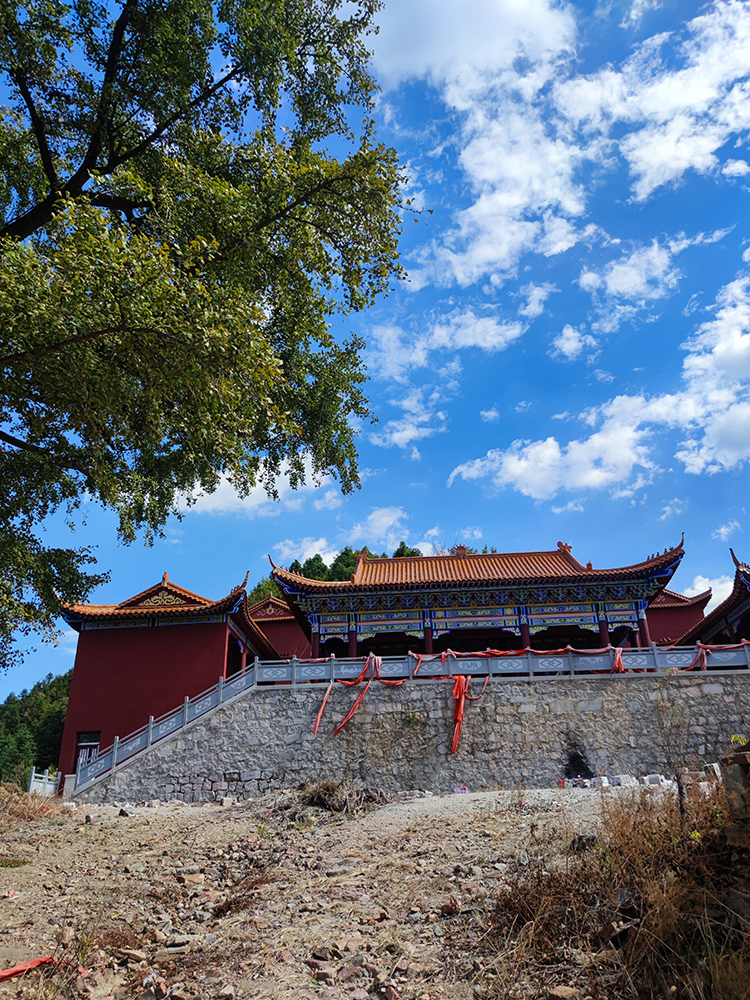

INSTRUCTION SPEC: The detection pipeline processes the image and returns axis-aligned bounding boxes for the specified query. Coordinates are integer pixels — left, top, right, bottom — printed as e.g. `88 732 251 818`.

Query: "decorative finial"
162 571 169 585
454 544 467 557
586 561 593 570
730 547 740 568
240 570 249 589
557 541 572 554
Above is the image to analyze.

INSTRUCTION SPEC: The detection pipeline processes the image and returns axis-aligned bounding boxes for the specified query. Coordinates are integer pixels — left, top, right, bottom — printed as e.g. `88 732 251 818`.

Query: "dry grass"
477 786 750 1000
298 778 392 814
0 782 65 831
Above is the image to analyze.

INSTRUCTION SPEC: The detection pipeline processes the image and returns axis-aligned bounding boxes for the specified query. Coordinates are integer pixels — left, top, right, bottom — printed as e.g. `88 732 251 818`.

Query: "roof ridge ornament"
557 541 572 554
731 547 741 568
162 571 169 585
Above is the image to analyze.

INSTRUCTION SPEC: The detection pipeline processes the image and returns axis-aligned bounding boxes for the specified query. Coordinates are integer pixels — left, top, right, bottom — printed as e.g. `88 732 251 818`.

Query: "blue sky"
5 0 750 697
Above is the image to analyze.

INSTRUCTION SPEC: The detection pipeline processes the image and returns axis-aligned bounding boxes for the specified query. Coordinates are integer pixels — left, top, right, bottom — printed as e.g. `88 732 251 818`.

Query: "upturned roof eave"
272 545 684 595
676 564 749 645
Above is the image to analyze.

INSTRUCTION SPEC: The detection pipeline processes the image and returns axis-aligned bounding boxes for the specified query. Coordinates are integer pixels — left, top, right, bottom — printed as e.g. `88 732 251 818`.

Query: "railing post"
652 642 660 672
75 751 82 790
112 736 119 768
183 696 189 727
745 643 750 671
331 653 336 679
253 656 259 686
27 767 35 793
218 676 225 702
568 650 575 676
527 650 534 678
291 655 299 686
147 716 154 747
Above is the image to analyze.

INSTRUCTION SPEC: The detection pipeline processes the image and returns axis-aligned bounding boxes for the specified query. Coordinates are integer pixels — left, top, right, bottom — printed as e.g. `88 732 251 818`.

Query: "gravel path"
0 786 614 1000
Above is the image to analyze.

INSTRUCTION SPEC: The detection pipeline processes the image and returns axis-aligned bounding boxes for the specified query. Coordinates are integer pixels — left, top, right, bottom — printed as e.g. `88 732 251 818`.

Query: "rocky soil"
0 786 612 1000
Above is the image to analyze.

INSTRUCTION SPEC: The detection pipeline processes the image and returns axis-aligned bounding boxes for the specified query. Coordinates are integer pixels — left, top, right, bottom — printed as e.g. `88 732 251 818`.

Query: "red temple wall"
646 604 706 644
257 619 310 658
58 621 229 778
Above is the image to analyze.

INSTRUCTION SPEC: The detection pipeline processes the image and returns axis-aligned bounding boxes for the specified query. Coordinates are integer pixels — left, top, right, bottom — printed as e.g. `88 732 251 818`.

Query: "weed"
478 786 748 1000
0 782 66 833
0 857 28 867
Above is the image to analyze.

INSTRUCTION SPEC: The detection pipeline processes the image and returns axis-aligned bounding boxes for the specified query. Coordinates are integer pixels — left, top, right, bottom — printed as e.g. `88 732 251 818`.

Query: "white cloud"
347 506 410 552
369 310 525 382
181 459 334 518
410 447 422 461
518 282 559 319
578 231 731 333
54 629 79 657
684 573 734 611
375 2 750 295
313 489 344 511
370 386 448 449
556 2 750 201
621 0 661 29
431 311 525 352
712 518 741 541
374 0 575 91
581 240 681 302
274 537 339 567
480 407 500 422
549 324 598 361
593 369 615 383
447 416 653 501
723 158 750 177
659 497 687 521
448 273 750 500
551 499 586 514
515 400 532 412
462 526 484 539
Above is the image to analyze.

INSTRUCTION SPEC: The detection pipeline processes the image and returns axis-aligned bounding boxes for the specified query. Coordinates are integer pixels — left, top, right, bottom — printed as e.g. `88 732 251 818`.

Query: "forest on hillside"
0 671 71 785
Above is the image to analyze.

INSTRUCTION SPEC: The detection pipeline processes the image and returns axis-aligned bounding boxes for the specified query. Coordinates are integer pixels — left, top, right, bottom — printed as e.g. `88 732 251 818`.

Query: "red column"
424 625 434 655
520 620 531 648
348 628 358 658
240 646 248 672
598 616 610 647
638 610 651 648
312 631 320 657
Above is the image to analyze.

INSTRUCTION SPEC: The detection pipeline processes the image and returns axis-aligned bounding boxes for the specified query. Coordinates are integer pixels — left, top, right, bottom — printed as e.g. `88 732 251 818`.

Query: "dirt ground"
0 786 613 1000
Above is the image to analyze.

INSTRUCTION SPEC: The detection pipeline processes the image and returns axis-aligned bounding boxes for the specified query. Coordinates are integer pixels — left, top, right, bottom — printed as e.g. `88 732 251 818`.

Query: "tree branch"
0 55 243 242
11 72 60 191
89 193 152 220
0 429 88 475
65 0 140 195
209 171 356 264
109 65 244 170
0 326 159 367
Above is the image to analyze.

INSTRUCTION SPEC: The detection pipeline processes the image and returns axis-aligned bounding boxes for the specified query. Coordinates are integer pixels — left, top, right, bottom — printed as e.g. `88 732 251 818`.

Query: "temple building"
271 539 688 658
58 573 277 781
58 535 719 783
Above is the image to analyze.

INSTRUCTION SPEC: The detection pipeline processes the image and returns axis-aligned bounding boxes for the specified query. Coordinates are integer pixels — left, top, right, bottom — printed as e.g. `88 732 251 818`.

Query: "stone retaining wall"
75 672 750 803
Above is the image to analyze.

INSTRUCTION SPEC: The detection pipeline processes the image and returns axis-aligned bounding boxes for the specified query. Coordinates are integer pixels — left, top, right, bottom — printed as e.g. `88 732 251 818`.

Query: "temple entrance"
526 625 602 650
432 628 519 654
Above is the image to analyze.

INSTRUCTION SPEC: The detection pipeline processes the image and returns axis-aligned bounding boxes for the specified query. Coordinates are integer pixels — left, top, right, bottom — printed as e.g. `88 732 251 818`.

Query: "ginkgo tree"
0 0 405 669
